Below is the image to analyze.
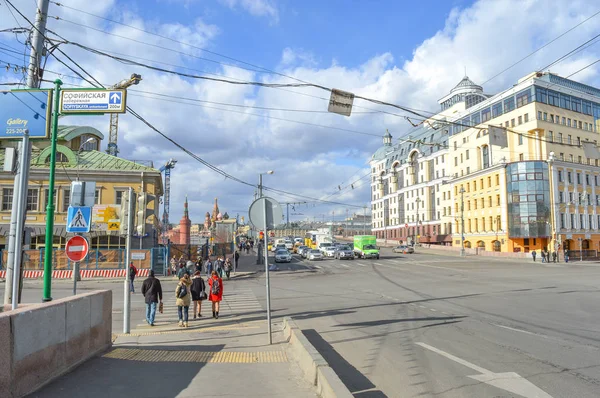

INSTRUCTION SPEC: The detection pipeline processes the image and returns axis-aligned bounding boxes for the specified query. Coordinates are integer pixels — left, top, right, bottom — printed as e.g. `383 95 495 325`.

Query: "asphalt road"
3 248 600 397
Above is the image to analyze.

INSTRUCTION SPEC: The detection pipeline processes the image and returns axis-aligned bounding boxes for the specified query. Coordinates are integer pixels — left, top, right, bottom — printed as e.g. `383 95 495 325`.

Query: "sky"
1 0 600 226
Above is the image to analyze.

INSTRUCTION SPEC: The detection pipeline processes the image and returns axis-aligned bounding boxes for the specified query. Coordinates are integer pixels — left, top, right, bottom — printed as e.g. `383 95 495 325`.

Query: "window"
488 196 492 207
519 153 524 161
481 198 485 209
504 97 515 112
550 114 555 123
466 150 469 160
454 141 457 150
26 189 38 211
488 176 491 186
567 135 572 144
481 108 491 123
591 215 595 229
596 175 599 186
455 157 458 166
562 117 566 125
560 214 565 229
577 137 581 146
579 121 582 129
538 111 542 120
115 190 125 205
567 172 572 183
496 195 500 206
482 145 490 169
547 131 553 142
511 119 515 127
558 170 563 182
560 94 571 110
571 214 575 229
524 113 529 123
62 189 70 212
559 192 564 203
548 90 559 107
580 214 584 229
516 89 530 107
44 189 57 209
518 134 523 145
2 188 14 211
518 116 522 125
577 173 581 184
558 132 563 143
496 174 500 185
543 112 548 121
95 189 100 205
492 102 503 118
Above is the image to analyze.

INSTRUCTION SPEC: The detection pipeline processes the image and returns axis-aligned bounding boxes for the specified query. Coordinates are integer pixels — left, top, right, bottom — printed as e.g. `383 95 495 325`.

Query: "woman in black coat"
190 271 206 319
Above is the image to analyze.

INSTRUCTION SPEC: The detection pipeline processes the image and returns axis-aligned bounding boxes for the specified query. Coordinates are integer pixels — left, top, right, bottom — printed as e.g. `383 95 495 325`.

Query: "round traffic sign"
65 235 89 262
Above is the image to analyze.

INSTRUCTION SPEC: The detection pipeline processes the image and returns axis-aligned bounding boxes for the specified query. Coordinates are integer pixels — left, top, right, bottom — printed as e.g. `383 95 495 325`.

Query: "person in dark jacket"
195 258 203 274
234 251 240 270
129 262 137 293
190 271 206 319
177 263 187 279
141 270 163 326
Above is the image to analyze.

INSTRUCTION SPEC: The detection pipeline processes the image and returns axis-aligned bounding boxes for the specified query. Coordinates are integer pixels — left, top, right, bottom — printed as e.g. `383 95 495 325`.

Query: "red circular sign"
66 236 89 262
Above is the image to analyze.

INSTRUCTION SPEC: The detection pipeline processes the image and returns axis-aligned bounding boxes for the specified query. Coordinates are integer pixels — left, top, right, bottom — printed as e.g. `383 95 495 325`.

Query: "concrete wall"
0 290 112 397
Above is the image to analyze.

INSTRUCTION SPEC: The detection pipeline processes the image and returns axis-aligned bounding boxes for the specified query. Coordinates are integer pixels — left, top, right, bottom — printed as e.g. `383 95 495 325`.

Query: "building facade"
371 71 600 255
0 125 163 250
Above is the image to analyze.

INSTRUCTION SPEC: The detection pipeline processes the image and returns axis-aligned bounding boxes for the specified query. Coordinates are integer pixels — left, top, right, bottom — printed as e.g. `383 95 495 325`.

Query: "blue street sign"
66 206 92 233
109 91 122 104
0 90 52 139
60 89 127 114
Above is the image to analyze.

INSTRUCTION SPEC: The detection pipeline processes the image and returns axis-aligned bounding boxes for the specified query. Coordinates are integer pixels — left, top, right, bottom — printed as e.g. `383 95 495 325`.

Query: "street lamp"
257 169 274 345
76 137 97 181
258 170 274 198
459 186 466 256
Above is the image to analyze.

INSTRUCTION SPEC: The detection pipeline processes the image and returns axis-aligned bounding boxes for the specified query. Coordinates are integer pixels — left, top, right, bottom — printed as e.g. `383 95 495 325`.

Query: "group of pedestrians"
139 266 224 328
239 240 253 254
531 249 570 263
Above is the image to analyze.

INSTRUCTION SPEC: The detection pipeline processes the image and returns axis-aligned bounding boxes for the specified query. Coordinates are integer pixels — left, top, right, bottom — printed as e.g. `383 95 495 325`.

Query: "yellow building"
0 125 163 250
372 71 600 257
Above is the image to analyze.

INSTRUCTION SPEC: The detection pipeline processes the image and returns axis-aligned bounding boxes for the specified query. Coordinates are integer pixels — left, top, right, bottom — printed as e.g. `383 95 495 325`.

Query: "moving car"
285 240 294 251
324 246 337 258
318 242 332 254
272 243 287 252
296 245 308 255
307 249 323 261
393 245 414 254
275 249 292 263
335 245 354 260
300 247 311 258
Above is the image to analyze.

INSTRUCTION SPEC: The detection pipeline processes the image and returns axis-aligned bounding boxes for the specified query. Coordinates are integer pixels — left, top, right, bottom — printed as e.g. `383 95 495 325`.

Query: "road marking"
418 305 426 308
492 324 547 338
104 348 287 363
430 309 437 312
416 342 553 398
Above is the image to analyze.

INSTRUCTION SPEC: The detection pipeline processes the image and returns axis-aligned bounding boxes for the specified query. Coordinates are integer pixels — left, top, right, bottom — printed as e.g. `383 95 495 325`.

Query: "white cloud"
2 0 600 225
219 0 279 22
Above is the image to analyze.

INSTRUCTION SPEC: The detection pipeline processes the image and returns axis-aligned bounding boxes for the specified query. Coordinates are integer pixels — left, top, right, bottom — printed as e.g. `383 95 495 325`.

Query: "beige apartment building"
371 71 600 256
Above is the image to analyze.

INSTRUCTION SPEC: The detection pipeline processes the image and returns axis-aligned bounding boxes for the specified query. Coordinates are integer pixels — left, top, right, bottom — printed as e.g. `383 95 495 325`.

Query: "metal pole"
263 196 272 345
26 0 49 88
11 134 30 310
460 188 466 257
4 142 22 306
257 174 263 265
72 262 79 295
123 187 134 334
42 79 62 302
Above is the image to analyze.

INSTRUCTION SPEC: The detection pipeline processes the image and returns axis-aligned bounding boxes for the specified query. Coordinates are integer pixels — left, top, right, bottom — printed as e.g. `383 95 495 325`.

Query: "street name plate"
60 89 127 114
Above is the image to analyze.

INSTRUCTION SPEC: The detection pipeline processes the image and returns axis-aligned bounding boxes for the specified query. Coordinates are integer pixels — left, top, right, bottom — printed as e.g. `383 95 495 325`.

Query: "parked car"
308 249 323 261
393 245 414 254
335 245 354 260
275 249 292 263
296 245 308 255
324 246 337 258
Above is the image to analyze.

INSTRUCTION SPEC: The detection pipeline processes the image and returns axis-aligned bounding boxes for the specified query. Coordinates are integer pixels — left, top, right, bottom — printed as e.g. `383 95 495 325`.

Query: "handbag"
158 302 164 314
200 291 208 301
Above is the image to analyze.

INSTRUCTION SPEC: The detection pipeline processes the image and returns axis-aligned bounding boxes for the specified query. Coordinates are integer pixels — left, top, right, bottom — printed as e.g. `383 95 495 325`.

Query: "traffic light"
259 231 264 240
136 193 156 235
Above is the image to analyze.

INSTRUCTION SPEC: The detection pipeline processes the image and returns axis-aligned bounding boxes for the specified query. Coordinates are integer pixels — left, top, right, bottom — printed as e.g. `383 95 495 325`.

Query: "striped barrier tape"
0 269 150 279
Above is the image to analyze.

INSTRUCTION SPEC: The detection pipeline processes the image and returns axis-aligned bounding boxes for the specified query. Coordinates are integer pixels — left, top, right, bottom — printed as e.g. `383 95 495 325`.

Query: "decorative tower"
179 195 191 245
383 129 392 146
211 198 220 227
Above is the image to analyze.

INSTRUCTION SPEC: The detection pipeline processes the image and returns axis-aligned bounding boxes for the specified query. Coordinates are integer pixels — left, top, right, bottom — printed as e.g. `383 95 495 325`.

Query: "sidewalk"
32 282 317 398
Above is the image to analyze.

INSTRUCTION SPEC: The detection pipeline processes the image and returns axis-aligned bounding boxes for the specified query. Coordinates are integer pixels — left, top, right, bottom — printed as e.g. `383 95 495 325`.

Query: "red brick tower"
179 195 191 245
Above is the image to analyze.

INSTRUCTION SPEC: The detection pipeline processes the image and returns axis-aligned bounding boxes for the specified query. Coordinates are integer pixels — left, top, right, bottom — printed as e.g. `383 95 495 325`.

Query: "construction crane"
159 159 177 244
106 74 142 156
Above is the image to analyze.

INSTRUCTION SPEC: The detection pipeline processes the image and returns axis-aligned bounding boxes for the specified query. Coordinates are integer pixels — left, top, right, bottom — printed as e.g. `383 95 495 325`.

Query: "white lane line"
339 263 350 268
492 324 547 338
430 309 437 312
418 305 426 308
416 342 554 398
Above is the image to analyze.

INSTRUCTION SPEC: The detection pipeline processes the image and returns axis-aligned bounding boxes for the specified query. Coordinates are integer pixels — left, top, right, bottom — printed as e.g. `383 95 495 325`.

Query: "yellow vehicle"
293 242 302 253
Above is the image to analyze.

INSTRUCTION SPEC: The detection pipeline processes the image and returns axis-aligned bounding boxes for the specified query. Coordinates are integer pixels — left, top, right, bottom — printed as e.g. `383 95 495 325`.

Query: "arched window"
492 240 501 252
482 145 490 169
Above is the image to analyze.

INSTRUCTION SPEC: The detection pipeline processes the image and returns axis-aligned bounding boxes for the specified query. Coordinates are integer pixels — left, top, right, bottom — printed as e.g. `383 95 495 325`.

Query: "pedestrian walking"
531 250 537 262
129 262 137 293
175 274 192 327
170 255 177 276
195 257 203 273
186 260 194 274
552 250 557 263
541 250 546 263
234 250 240 270
246 242 250 254
141 270 163 326
208 270 223 319
205 257 213 276
565 249 570 263
216 257 224 278
225 258 233 280
191 271 206 319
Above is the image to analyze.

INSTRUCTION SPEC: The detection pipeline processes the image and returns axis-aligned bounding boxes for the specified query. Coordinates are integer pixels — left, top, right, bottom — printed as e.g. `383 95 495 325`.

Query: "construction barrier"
0 269 150 279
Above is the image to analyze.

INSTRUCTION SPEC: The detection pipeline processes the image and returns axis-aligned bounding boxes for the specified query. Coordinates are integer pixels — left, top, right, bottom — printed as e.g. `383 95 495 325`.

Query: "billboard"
92 204 121 231
0 90 52 139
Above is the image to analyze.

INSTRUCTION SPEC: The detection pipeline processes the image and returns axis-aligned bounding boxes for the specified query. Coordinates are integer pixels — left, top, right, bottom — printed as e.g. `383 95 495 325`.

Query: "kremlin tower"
179 195 191 245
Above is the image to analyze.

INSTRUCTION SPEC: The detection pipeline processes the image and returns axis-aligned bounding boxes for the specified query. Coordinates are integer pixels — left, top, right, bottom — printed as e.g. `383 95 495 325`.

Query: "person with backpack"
141 270 163 326
191 271 206 319
208 270 223 319
129 262 138 293
175 274 192 327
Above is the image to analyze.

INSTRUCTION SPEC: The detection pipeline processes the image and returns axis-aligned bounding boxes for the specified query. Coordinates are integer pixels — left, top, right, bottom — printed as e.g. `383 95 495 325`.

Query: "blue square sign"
66 206 92 233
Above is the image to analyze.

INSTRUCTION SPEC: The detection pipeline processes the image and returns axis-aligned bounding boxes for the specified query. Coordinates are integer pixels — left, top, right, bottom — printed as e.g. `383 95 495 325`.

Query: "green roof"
57 125 104 141
31 148 159 172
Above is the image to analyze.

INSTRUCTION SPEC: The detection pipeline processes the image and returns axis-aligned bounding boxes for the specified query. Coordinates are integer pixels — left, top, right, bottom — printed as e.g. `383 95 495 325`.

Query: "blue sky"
1 0 599 224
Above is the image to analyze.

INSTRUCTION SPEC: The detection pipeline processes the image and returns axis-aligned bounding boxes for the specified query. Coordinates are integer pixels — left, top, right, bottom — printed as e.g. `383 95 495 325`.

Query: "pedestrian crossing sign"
67 206 92 233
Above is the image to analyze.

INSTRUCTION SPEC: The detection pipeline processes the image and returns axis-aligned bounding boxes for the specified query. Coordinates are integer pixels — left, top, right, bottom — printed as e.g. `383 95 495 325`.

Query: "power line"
538 32 600 72
481 9 600 85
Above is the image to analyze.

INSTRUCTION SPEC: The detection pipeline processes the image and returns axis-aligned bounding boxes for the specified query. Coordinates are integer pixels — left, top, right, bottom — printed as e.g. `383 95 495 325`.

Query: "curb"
283 317 353 398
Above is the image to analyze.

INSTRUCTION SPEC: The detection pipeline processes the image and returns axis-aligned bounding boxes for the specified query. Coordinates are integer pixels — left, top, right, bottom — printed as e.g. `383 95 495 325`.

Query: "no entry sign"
65 235 89 262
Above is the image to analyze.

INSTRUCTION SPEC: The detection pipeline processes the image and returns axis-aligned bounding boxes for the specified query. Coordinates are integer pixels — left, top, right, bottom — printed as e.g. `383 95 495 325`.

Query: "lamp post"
459 186 466 257
258 170 274 345
257 170 273 265
76 137 97 181
547 152 558 255
415 197 421 245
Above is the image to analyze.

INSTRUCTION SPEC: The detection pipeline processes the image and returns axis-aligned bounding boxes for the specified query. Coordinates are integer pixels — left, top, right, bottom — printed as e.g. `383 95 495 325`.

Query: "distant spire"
184 195 189 219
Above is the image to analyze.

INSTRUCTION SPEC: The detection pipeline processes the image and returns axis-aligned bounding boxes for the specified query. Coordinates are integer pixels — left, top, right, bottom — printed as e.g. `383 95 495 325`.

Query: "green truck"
353 235 380 259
